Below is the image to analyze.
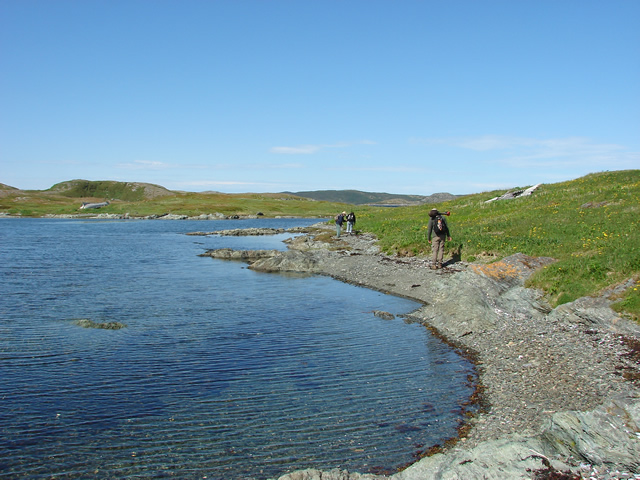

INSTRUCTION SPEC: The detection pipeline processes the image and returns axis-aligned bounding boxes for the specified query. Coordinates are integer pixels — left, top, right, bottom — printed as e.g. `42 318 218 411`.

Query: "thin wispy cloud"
270 140 376 155
414 135 621 152
178 180 284 188
117 160 171 170
203 162 305 170
270 145 322 155
116 160 305 172
328 165 425 173
251 162 305 169
413 135 639 170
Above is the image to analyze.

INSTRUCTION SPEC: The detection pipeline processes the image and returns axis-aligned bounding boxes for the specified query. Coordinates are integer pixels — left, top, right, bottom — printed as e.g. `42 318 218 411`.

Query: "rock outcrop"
485 184 542 203
199 248 279 261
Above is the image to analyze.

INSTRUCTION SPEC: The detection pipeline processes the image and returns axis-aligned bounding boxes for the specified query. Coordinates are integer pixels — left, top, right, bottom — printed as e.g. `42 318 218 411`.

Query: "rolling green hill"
359 170 640 318
47 179 175 201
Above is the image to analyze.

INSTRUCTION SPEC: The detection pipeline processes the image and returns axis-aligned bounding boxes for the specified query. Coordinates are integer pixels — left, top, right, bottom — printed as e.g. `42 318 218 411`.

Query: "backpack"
434 215 446 234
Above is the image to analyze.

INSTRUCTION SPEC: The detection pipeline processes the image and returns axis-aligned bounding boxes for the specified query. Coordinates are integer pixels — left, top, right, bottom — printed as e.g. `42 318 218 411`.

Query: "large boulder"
539 394 640 471
249 250 320 273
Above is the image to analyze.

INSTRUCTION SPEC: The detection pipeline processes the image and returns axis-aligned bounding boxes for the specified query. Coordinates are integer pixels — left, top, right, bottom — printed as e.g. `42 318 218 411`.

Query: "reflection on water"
0 218 476 479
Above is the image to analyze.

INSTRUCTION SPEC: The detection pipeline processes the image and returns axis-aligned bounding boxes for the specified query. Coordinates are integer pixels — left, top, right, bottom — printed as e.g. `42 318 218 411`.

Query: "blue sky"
1 0 638 195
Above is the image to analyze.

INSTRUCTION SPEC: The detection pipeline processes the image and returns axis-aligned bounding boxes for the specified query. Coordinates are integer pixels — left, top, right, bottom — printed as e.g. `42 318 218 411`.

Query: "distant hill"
48 180 175 201
2 179 460 206
285 189 461 206
0 183 21 197
0 183 20 191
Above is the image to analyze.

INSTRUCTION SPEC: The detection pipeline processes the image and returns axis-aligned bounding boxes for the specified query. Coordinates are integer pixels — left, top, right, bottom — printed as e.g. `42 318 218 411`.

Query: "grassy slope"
104 192 352 218
358 170 640 319
0 189 352 218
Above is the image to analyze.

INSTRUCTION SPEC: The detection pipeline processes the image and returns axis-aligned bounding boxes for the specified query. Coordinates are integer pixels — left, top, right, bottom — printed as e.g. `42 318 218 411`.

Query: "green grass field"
0 189 350 219
358 170 640 319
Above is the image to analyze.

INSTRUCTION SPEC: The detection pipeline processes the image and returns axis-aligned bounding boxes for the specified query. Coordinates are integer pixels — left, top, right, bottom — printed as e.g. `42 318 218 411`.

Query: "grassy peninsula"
2 170 638 320
360 170 639 319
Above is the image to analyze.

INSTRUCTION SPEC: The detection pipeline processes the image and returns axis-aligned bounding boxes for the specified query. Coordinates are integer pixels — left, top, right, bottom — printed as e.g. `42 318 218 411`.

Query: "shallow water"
0 218 476 479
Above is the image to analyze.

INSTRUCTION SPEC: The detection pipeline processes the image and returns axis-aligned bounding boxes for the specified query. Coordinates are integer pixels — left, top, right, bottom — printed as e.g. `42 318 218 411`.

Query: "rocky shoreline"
198 223 640 480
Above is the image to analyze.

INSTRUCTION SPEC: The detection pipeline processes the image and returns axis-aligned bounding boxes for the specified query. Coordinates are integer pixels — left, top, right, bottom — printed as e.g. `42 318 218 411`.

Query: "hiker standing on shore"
427 208 451 269
335 211 346 237
346 211 356 234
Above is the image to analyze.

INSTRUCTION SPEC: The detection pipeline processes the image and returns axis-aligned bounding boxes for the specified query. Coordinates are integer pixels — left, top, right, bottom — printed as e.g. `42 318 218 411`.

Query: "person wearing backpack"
346 211 356 234
427 208 451 269
335 211 346 237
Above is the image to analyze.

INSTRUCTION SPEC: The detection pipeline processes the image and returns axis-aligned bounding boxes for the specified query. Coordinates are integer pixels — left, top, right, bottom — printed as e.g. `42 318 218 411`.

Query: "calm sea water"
0 218 476 479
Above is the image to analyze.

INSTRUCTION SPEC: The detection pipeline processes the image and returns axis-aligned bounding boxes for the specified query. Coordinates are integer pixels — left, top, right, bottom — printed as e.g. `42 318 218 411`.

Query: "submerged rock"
373 310 395 320
73 319 127 330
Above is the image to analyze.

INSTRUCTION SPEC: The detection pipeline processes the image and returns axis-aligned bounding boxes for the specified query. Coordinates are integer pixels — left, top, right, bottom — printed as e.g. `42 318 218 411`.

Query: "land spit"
196 223 640 480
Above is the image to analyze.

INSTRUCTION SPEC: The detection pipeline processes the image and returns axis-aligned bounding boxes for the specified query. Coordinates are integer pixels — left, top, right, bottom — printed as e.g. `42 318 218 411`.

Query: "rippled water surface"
0 218 476 479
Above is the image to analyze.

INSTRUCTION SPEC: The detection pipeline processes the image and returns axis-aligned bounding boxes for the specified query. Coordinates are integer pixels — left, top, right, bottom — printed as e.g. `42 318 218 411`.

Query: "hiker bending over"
427 208 451 269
